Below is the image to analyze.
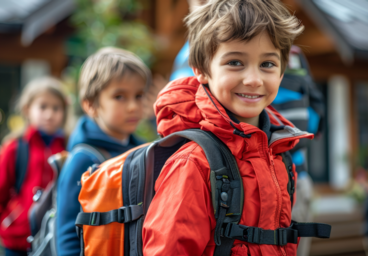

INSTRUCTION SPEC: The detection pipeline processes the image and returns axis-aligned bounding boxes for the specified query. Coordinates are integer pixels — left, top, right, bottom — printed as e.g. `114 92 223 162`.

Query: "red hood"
155 77 313 157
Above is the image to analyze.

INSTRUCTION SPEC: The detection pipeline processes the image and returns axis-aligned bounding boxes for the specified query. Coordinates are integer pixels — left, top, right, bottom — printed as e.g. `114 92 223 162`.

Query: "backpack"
75 129 331 256
272 46 324 152
25 144 110 256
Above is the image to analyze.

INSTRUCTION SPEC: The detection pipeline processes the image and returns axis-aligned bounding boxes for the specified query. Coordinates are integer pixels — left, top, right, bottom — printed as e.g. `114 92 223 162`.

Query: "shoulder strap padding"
73 143 110 163
281 151 295 207
15 138 29 194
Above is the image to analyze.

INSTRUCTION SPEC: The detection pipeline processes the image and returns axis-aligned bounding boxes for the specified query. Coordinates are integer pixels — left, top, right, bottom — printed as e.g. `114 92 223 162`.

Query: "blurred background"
0 0 367 255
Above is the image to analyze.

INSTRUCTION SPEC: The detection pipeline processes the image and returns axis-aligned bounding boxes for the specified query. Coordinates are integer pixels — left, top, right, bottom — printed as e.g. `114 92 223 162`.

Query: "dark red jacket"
0 126 65 250
142 77 313 255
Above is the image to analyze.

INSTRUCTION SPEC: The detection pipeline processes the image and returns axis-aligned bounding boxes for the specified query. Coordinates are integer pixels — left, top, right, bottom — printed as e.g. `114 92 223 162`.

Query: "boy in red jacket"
143 0 312 255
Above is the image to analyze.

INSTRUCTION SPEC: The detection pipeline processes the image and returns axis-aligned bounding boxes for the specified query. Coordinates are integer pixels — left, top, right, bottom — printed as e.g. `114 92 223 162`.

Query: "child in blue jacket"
56 47 151 256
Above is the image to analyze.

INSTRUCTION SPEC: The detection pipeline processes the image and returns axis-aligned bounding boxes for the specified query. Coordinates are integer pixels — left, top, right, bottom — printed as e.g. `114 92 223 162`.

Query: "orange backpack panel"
78 144 149 255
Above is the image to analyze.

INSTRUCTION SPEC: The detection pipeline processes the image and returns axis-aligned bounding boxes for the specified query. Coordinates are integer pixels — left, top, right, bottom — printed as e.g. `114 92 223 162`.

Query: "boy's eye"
227 60 242 66
40 104 47 110
115 95 125 101
136 94 143 100
260 62 275 68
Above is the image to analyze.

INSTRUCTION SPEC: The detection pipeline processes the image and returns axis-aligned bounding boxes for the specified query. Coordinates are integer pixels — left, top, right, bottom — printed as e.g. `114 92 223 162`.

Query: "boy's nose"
242 70 263 88
127 99 139 112
45 108 54 119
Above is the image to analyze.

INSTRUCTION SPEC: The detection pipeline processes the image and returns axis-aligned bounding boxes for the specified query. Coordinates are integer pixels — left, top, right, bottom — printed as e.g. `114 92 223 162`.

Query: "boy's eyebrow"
221 51 247 59
112 88 127 93
221 51 281 60
262 52 280 60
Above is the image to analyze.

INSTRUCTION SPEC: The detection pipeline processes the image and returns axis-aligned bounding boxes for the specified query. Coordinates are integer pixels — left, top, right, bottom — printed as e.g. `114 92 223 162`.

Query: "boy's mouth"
235 93 263 99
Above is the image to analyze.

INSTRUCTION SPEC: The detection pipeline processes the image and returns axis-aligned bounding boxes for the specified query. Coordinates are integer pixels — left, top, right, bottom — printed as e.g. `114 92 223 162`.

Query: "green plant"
63 0 157 141
69 0 155 65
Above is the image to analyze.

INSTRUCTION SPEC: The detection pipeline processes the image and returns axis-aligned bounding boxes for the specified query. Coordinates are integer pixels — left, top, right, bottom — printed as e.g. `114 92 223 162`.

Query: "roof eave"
21 0 76 46
296 0 356 65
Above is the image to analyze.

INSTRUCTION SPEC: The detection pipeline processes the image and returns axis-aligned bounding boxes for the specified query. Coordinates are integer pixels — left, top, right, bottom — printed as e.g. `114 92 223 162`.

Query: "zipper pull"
269 149 274 166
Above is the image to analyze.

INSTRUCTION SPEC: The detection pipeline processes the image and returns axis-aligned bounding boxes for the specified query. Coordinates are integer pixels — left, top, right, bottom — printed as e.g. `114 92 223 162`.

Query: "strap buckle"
89 212 100 226
117 205 143 224
223 223 255 242
277 228 288 246
117 207 131 223
247 227 262 244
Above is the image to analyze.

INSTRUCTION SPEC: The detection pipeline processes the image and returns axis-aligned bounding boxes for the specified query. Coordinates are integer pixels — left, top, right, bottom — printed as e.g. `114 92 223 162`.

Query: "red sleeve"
142 157 215 256
0 140 17 215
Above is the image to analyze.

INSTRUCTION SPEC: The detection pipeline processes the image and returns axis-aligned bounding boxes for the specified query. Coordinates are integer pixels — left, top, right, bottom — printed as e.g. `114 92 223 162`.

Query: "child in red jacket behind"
0 77 68 256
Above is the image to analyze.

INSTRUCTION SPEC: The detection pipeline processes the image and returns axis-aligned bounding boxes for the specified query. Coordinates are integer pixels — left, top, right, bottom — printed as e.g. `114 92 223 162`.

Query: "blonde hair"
185 0 304 76
79 47 152 105
18 76 68 126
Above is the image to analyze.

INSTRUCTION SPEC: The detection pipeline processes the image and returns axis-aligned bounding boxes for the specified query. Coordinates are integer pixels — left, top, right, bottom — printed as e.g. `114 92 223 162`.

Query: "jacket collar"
226 109 272 141
23 126 41 142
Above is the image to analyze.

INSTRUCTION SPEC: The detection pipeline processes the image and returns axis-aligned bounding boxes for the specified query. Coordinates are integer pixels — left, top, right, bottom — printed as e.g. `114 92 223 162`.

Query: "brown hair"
185 0 304 76
79 47 152 105
18 76 68 126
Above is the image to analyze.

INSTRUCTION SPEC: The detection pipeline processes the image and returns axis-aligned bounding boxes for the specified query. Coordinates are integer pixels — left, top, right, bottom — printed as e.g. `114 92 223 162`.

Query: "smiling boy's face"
194 31 284 127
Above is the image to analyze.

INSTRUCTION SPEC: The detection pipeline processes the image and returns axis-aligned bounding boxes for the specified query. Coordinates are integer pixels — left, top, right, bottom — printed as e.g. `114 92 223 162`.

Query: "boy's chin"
118 126 138 136
232 109 263 120
39 126 59 135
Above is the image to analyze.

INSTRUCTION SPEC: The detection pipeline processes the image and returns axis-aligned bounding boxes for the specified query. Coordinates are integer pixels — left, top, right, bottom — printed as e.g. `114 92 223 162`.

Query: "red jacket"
142 77 313 256
0 126 65 250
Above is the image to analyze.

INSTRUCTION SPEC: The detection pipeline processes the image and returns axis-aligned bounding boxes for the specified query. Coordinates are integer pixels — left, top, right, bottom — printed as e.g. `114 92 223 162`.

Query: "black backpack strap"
281 151 295 207
222 221 331 246
75 205 143 228
213 237 235 256
73 143 110 164
15 138 29 194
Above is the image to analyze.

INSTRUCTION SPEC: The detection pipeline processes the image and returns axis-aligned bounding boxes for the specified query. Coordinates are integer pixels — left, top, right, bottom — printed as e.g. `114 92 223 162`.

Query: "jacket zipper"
268 148 287 256
268 149 281 229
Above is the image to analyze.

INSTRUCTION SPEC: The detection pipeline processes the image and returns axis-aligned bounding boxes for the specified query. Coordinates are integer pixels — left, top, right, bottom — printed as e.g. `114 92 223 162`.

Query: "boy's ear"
81 100 97 118
193 67 209 85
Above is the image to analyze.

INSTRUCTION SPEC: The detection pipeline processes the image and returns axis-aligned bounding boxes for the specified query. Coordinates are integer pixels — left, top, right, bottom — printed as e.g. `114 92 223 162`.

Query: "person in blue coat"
56 47 151 256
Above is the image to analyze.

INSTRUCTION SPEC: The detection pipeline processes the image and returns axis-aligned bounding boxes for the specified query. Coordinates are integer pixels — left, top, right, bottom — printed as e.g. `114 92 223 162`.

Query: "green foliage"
135 119 159 142
63 0 158 141
69 0 155 65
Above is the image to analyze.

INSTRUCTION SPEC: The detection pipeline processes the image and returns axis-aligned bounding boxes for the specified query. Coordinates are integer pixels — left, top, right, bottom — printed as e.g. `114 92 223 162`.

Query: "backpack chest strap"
222 221 331 246
75 205 143 228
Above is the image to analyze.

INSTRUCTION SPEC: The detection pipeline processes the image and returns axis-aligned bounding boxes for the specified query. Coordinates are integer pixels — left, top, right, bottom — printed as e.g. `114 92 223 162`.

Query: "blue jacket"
56 116 143 256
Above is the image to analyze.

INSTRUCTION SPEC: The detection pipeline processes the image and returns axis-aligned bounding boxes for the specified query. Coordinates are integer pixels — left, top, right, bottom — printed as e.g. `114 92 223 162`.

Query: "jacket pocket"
231 243 250 256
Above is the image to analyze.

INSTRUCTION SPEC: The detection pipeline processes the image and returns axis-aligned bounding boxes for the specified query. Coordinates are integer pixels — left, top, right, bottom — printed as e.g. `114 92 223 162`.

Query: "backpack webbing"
15 138 29 194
